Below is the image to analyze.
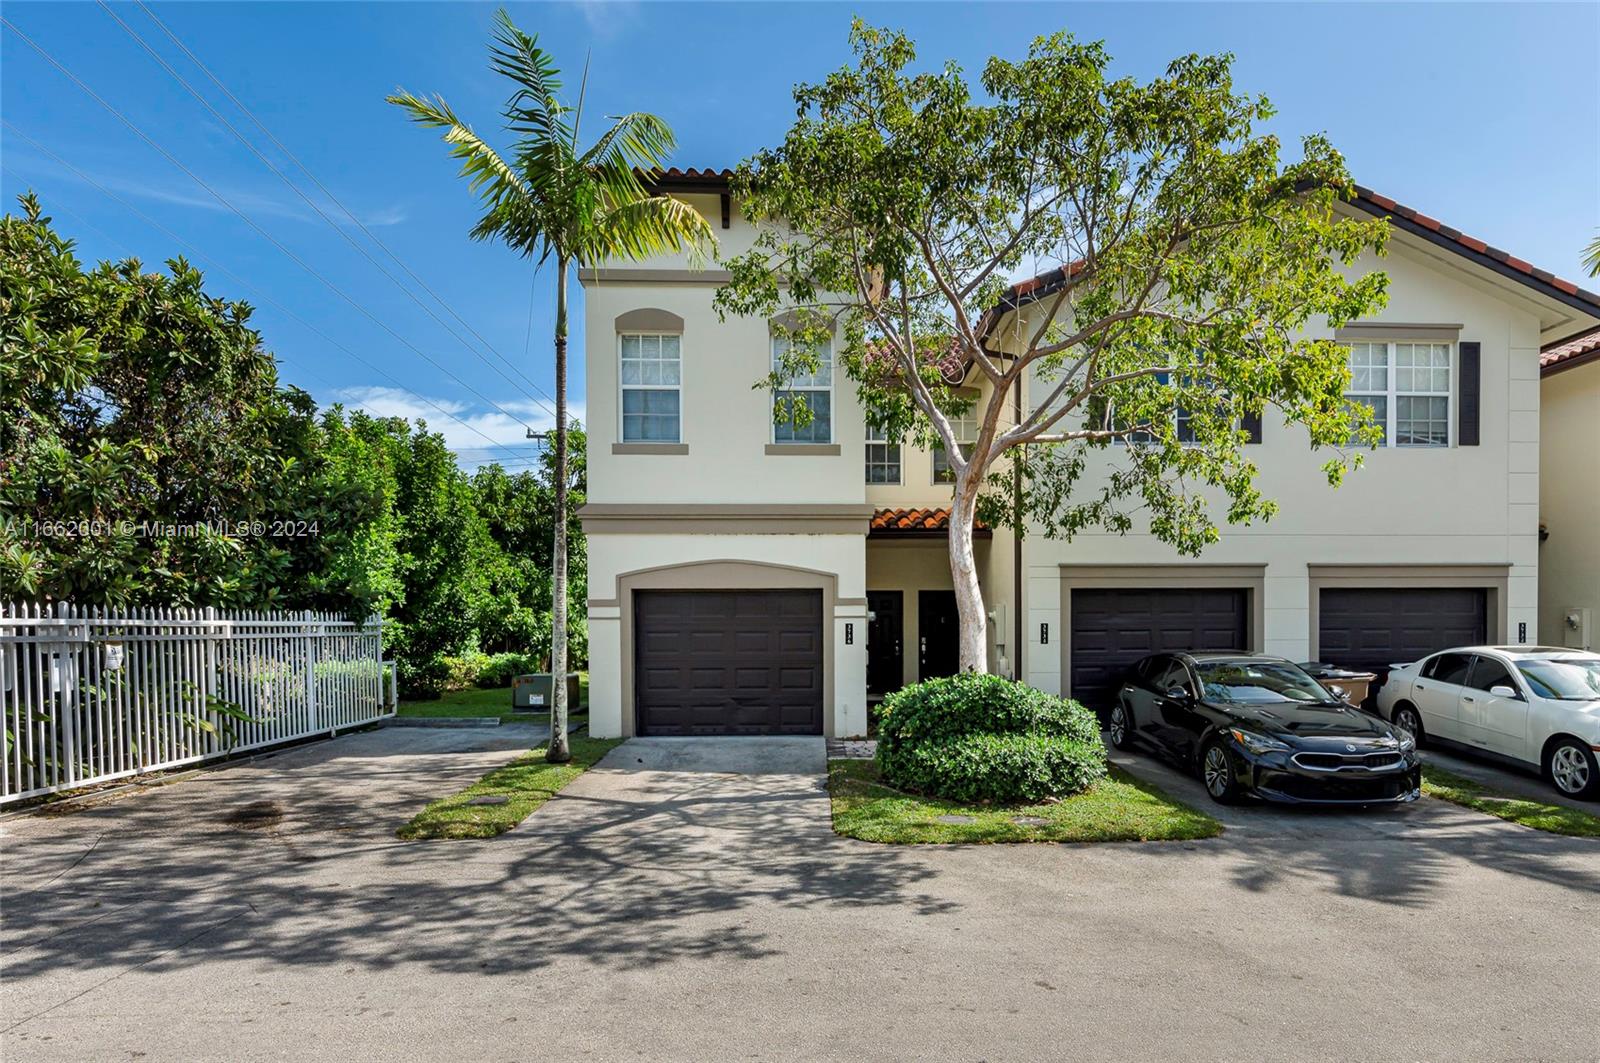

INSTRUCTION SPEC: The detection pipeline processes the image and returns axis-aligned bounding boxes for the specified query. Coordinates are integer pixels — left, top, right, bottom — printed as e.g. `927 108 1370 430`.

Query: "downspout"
1012 375 1024 681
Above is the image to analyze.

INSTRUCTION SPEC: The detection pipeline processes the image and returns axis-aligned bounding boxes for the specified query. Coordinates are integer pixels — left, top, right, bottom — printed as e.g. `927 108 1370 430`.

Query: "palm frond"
389 91 531 203
580 112 676 173
1584 230 1600 278
582 194 717 268
488 9 572 150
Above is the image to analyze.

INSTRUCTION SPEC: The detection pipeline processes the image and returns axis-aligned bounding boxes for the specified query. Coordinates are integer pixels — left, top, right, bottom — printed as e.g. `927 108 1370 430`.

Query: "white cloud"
9 149 407 228
333 385 584 471
568 0 641 40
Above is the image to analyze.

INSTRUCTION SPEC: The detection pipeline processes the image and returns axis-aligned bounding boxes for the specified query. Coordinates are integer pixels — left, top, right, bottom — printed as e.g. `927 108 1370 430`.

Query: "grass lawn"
398 734 623 840
396 674 590 723
828 759 1222 844
1423 765 1600 839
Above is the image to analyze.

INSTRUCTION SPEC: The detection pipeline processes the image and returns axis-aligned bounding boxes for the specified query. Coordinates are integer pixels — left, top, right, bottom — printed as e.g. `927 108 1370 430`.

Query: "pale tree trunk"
947 465 988 673
546 257 572 764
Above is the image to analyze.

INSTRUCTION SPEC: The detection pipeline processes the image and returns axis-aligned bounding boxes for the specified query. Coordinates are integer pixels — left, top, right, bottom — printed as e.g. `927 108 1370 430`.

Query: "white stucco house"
580 168 1600 739
1538 328 1600 653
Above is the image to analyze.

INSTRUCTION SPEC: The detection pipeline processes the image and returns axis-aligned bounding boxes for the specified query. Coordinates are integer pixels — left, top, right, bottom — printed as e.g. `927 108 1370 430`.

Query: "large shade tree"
716 23 1392 674
391 10 714 760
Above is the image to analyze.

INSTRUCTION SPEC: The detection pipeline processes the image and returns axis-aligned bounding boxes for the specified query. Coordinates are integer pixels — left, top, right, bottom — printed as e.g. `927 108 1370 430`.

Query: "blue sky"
4 2 1596 468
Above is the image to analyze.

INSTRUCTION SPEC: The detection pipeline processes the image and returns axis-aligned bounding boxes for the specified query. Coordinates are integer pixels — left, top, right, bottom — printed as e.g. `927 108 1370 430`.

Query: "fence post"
303 610 319 732
55 601 77 786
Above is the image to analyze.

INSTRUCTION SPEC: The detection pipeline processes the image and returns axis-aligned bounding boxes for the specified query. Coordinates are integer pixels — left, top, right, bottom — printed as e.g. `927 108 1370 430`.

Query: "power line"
2 15 540 438
3 120 528 456
91 0 554 425
120 0 564 422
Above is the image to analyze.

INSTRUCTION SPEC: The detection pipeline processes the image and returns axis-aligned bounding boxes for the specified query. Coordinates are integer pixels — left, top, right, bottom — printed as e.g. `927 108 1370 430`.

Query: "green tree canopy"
716 23 1391 670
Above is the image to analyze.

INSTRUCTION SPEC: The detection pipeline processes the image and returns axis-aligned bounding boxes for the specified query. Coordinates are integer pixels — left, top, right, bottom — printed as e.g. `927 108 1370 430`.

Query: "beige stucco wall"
1013 240 1545 695
1539 362 1600 650
585 530 869 738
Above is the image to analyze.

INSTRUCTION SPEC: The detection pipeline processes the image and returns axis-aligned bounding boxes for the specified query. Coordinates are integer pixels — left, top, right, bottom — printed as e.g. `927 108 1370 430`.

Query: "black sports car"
1109 652 1422 805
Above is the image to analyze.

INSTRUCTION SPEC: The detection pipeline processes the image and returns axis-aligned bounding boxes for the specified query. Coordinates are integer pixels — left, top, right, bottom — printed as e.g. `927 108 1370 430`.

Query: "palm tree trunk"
546 256 572 764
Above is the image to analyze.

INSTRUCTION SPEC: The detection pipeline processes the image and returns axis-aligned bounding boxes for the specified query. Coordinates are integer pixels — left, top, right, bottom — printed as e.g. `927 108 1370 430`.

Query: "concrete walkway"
3 728 1598 1061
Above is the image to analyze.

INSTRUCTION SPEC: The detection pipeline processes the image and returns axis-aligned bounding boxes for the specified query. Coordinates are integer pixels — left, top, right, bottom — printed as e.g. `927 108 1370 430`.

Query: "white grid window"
865 425 901 484
620 333 682 443
772 335 833 444
1343 340 1452 448
932 408 978 483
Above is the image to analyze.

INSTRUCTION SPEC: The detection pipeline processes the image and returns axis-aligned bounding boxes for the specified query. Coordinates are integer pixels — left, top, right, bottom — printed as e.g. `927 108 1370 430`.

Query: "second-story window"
620 333 681 443
1343 340 1452 447
772 335 833 444
932 408 978 483
865 425 901 484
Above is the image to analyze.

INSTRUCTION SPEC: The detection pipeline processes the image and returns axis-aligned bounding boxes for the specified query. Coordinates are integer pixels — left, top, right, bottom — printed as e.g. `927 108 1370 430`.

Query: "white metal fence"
1 603 394 805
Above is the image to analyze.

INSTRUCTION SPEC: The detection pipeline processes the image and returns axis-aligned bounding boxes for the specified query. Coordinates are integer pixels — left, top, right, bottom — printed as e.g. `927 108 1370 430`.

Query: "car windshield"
1194 661 1332 704
1517 659 1600 701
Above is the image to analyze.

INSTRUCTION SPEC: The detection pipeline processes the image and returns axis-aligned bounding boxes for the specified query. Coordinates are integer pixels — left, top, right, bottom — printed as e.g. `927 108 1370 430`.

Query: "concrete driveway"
3 727 1598 1062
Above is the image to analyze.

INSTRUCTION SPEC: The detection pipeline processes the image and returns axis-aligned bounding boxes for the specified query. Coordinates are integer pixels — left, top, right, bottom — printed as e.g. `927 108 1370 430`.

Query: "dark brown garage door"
1069 588 1249 712
634 590 824 736
1318 588 1487 673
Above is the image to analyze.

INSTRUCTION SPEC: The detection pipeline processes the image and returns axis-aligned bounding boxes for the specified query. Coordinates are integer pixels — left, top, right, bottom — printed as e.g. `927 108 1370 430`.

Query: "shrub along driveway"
4 728 1598 1061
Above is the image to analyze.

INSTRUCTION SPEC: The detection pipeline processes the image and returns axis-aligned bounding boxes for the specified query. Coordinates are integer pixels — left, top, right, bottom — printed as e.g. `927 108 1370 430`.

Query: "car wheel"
1391 704 1426 749
1108 703 1134 750
1200 740 1242 805
1545 739 1600 800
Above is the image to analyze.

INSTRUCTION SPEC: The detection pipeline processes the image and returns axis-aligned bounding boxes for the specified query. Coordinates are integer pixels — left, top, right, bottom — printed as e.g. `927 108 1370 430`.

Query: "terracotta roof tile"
993 186 1600 326
869 507 990 534
1541 328 1600 374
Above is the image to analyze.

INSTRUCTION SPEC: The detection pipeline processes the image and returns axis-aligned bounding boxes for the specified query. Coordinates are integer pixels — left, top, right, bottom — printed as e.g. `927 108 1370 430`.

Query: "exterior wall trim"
611 443 689 455
1057 563 1268 700
613 559 840 739
614 307 684 333
1306 563 1511 654
1334 322 1463 342
579 267 733 286
580 503 874 536
765 444 842 456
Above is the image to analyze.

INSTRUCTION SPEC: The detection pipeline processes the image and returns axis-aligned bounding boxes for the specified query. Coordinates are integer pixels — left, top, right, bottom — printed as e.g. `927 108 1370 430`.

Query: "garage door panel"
1319 588 1486 673
1070 588 1249 712
635 590 824 736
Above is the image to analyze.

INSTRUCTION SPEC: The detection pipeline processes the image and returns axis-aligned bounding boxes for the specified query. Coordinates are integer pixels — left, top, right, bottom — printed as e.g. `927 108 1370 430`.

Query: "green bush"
400 655 451 701
875 673 1106 804
441 654 486 690
475 652 538 689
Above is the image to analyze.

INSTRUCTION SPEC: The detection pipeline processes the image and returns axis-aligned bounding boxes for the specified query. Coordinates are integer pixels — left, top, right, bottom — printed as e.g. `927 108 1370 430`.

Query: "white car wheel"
1546 740 1599 800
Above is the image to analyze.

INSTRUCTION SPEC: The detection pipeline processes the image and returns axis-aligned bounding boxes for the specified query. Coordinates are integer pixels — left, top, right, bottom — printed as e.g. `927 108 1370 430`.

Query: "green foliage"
0 192 384 613
829 760 1221 844
875 673 1107 804
716 22 1392 559
2 196 587 696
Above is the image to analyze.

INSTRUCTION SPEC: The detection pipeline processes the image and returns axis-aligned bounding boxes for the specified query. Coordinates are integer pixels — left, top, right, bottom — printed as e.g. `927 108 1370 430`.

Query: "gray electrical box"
512 672 581 712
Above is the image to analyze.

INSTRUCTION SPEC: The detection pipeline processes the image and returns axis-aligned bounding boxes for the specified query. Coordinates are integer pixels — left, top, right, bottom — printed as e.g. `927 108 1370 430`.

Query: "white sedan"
1376 646 1600 800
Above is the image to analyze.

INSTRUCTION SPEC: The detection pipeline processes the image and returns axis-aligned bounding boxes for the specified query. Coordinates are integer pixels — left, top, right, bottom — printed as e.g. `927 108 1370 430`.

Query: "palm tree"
391 9 714 761
1585 231 1600 278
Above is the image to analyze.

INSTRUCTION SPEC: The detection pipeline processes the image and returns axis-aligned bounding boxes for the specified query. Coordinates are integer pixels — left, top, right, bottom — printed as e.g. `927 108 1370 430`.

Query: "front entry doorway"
866 591 904 697
918 590 960 680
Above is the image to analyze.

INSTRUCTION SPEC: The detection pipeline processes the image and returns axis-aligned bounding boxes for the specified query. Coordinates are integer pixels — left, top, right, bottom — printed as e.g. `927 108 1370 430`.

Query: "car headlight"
1229 728 1290 755
1397 732 1416 753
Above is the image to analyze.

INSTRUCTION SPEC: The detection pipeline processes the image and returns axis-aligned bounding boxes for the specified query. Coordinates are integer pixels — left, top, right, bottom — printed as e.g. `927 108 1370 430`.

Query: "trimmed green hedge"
876 673 1106 804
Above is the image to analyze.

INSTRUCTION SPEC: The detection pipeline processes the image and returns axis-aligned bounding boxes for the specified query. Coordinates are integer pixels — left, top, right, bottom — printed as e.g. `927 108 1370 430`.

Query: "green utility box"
512 672 580 712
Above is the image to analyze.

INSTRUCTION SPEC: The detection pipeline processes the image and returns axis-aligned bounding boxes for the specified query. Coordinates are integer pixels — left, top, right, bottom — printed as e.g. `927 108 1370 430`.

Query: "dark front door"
918 590 960 680
1318 587 1488 673
1069 588 1249 713
634 589 824 736
867 591 903 695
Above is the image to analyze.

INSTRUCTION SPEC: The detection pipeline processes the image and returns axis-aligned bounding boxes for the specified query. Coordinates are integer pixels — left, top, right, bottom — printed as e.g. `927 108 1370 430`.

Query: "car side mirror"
1165 686 1192 702
1489 684 1518 699
1326 683 1350 701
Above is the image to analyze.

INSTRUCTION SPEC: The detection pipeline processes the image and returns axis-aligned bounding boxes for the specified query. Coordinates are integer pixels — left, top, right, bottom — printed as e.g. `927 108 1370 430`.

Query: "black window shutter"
1240 407 1263 444
1458 341 1481 446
